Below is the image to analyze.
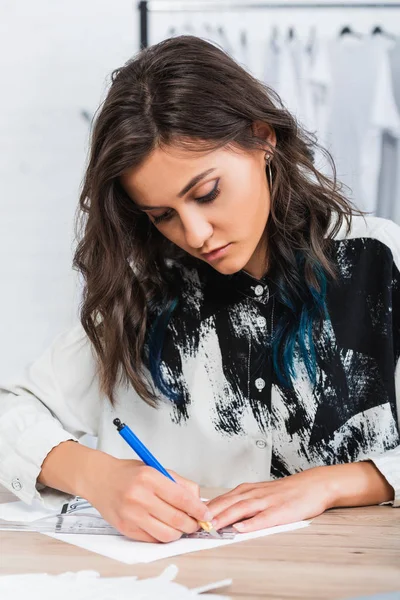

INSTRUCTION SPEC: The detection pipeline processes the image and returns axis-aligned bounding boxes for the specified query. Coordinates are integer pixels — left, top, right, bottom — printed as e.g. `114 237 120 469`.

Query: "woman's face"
121 132 275 279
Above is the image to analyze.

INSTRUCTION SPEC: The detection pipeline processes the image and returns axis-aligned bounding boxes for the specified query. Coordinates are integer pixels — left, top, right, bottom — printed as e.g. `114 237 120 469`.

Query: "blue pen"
113 418 219 538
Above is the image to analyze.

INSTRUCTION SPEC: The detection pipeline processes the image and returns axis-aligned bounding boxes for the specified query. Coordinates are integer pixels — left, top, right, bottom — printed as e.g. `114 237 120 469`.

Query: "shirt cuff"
0 420 78 510
368 446 400 507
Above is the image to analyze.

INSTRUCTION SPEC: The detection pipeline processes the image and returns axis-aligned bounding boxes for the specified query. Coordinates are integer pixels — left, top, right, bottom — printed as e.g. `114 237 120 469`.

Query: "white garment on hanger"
306 36 334 174
361 35 400 215
233 30 249 70
271 35 314 133
308 37 332 144
314 36 400 213
391 39 400 225
378 38 400 225
290 36 315 132
263 28 281 91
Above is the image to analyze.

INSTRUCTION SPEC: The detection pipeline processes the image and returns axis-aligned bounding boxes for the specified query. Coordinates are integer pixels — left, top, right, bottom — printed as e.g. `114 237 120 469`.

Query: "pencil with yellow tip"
113 418 220 538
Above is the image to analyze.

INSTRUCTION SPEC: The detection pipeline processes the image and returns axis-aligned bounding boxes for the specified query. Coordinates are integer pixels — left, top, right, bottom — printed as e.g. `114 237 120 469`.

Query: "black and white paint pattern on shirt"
153 231 400 478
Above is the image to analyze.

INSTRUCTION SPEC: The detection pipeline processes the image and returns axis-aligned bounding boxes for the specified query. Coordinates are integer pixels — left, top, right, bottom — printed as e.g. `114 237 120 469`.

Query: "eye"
153 209 174 225
152 179 221 226
195 179 220 204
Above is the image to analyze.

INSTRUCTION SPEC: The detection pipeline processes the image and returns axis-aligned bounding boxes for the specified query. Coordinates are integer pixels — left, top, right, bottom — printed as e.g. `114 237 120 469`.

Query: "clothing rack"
138 0 400 48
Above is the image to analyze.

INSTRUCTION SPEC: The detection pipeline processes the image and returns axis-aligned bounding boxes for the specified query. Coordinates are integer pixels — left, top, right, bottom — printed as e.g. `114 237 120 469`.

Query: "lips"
201 243 231 261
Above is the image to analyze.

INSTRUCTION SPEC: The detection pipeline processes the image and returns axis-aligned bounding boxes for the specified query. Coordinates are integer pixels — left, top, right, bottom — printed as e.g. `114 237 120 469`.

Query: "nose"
181 211 213 250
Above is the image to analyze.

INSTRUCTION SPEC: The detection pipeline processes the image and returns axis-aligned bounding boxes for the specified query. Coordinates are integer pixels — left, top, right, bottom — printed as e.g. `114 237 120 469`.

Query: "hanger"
371 25 396 40
270 26 280 53
240 30 247 50
306 25 317 56
182 21 195 35
287 27 295 41
203 23 214 36
216 25 234 54
339 25 362 38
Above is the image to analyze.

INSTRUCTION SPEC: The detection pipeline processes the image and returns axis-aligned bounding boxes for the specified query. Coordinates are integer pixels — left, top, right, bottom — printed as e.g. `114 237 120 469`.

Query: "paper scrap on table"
345 594 400 600
0 498 310 564
0 565 232 599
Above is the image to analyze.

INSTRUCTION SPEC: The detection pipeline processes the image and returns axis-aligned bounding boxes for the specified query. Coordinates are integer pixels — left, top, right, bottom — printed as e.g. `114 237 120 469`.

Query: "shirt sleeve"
370 448 400 507
368 355 400 507
0 323 102 508
365 219 400 507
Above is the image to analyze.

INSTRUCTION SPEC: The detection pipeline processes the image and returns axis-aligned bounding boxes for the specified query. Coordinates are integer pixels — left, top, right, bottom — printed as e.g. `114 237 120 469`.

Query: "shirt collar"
229 270 272 305
201 264 274 306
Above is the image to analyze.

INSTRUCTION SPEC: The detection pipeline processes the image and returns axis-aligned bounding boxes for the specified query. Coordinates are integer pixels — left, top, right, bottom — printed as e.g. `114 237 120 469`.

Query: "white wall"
0 0 139 380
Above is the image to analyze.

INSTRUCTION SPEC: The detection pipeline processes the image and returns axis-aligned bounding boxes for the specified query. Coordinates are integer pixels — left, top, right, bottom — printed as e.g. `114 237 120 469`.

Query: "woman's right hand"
81 454 212 543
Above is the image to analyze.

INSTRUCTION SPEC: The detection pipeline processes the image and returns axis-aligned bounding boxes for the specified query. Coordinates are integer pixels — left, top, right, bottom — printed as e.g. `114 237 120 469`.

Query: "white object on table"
0 498 310 564
0 565 232 599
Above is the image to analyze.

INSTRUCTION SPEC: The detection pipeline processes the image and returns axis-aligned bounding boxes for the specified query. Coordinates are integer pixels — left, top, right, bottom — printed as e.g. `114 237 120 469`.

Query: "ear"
251 121 277 152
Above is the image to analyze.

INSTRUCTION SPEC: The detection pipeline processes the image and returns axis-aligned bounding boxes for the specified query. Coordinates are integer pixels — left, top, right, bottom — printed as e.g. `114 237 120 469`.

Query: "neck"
243 238 269 280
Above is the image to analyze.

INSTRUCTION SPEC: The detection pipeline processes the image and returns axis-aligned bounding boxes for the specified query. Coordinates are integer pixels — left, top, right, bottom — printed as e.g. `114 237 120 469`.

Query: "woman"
1 36 399 544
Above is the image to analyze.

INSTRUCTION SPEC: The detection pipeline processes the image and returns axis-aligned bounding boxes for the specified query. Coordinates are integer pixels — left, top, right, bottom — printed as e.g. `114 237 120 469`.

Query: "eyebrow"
137 168 216 211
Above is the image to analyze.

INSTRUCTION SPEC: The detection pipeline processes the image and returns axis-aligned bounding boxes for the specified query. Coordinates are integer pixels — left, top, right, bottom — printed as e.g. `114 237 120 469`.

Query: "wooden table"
0 485 399 599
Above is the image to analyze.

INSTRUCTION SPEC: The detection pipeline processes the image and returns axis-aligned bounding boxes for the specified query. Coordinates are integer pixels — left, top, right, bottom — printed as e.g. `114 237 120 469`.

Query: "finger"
172 472 201 498
119 503 185 543
151 471 212 522
220 482 266 497
147 494 200 535
125 484 200 535
114 515 158 543
143 514 186 544
233 505 294 533
212 498 268 530
117 522 159 543
210 482 268 507
207 492 253 518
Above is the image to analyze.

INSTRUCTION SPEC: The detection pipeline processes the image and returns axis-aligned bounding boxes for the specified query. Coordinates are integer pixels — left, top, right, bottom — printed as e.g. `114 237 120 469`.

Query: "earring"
264 153 273 191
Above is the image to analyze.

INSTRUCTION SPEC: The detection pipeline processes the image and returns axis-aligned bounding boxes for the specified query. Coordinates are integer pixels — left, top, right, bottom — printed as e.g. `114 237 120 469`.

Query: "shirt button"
11 478 22 491
255 377 265 391
256 316 266 327
254 285 264 296
256 439 267 449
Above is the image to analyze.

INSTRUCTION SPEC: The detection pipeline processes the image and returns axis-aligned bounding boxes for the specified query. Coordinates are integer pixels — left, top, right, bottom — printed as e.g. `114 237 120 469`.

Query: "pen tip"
198 520 221 539
209 528 221 539
113 418 121 426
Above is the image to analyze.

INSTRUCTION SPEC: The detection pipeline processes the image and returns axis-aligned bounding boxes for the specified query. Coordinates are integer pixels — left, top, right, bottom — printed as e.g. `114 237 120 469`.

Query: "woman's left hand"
207 461 394 533
207 466 335 533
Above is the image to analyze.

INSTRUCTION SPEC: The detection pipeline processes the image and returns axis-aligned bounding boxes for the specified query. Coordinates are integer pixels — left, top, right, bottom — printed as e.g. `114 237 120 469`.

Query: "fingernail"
211 519 218 527
233 522 245 531
204 510 213 521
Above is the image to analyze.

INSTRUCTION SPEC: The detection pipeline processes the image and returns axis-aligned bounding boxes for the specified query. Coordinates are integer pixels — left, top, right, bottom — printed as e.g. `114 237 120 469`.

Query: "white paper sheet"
0 565 232 599
0 498 310 564
44 520 309 564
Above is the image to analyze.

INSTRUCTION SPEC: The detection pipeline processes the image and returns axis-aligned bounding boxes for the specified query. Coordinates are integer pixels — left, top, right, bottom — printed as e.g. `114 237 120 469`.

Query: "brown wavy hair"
73 35 355 406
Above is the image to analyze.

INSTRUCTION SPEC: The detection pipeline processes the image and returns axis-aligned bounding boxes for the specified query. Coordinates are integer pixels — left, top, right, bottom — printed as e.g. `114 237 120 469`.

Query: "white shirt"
1 216 399 510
